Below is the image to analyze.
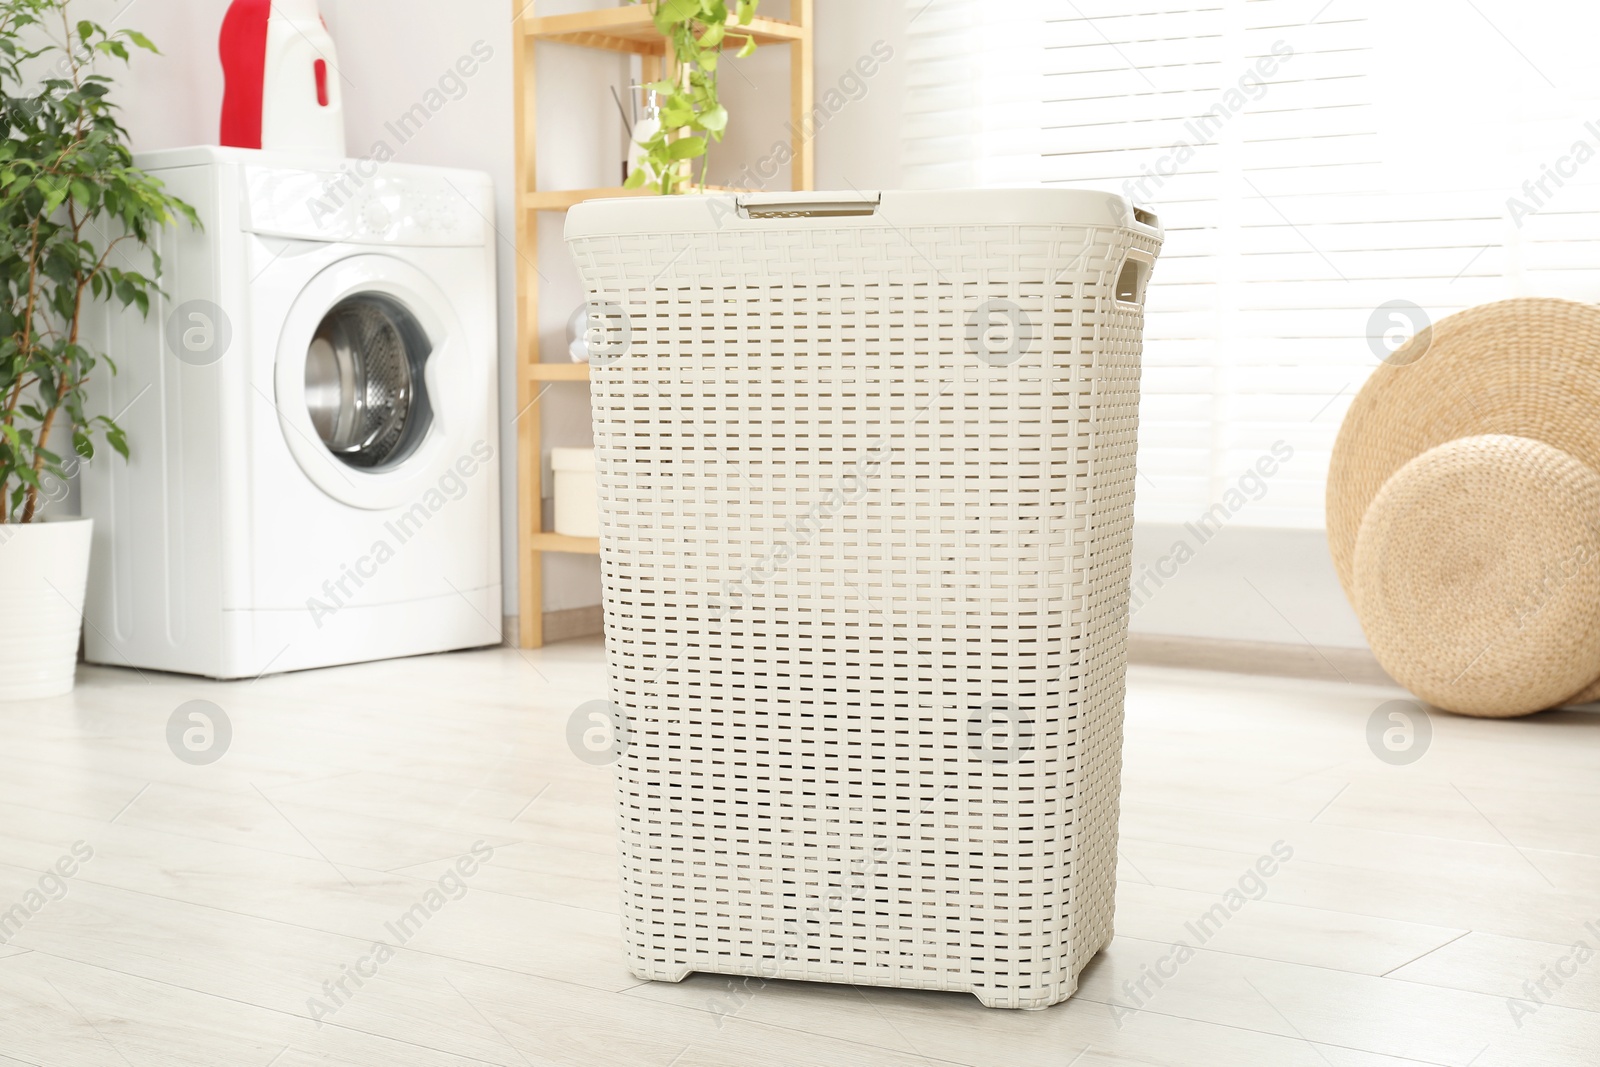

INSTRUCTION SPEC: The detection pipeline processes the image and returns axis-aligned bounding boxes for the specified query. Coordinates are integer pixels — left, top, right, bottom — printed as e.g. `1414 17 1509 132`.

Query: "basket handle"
1115 249 1156 306
736 194 881 220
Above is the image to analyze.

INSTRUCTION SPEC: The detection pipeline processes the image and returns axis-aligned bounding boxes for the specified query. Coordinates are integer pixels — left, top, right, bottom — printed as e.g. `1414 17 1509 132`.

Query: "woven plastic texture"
567 192 1162 1010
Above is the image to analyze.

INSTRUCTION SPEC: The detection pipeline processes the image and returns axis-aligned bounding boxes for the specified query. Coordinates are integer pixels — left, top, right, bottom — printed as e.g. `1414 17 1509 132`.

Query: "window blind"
909 0 1600 527
900 0 1050 188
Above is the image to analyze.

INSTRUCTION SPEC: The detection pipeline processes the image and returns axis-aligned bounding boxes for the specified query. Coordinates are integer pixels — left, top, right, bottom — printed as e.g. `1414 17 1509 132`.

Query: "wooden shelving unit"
525 5 805 53
526 362 592 382
529 532 602 554
513 1 814 648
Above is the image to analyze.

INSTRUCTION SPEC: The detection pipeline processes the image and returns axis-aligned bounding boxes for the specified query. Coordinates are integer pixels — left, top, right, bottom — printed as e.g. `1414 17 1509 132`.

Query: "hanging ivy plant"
626 0 759 195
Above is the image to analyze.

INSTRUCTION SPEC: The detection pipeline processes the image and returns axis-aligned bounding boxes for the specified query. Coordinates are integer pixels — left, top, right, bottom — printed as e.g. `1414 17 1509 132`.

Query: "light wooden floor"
0 641 1595 1066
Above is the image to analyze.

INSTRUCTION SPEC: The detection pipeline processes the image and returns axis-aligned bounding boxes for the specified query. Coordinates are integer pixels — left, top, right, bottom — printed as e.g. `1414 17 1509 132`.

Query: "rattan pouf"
1328 298 1600 603
1353 435 1600 718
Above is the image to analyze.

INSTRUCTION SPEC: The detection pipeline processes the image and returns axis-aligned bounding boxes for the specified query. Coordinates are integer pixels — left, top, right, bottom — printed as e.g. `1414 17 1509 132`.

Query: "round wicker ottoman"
1328 298 1600 602
1352 435 1600 718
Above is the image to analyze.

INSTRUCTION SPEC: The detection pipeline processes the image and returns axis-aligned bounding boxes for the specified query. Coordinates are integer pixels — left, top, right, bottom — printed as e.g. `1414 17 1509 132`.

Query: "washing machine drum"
303 294 433 469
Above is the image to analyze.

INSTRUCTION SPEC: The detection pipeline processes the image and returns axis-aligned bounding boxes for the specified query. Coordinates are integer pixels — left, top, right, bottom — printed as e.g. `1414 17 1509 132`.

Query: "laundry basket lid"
565 188 1161 240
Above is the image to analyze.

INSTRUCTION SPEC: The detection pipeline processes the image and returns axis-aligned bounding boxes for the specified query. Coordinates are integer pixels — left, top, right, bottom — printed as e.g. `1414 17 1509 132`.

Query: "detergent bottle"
220 0 347 157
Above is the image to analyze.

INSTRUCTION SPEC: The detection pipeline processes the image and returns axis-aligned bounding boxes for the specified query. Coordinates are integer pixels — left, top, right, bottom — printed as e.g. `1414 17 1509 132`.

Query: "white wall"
809 0 908 191
1132 525 1365 649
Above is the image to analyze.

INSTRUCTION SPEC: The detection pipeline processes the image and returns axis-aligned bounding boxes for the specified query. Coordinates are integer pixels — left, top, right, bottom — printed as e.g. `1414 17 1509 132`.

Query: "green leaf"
623 167 649 190
658 0 699 24
699 21 726 48
666 136 707 160
696 105 728 132
736 34 757 58
0 2 199 497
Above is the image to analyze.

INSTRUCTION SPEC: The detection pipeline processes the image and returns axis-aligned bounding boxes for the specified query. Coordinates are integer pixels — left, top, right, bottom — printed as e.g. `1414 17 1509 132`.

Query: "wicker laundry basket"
565 190 1163 1010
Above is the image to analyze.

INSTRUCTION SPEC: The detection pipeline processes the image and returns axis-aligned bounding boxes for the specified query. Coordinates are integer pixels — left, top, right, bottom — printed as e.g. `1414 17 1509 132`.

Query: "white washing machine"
81 146 501 678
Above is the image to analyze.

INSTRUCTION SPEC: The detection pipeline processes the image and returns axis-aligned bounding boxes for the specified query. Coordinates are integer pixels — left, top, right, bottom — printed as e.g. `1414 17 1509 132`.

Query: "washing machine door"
275 254 484 509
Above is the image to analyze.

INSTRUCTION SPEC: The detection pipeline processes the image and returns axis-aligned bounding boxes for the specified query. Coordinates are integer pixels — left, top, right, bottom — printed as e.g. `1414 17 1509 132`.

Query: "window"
910 0 1600 527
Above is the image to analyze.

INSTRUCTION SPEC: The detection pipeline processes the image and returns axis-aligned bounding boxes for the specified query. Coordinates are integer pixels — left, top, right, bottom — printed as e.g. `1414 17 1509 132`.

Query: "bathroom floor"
0 642 1595 1066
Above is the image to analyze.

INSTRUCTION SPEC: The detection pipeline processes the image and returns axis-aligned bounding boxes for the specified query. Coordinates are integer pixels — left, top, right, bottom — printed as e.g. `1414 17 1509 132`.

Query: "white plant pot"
0 516 93 699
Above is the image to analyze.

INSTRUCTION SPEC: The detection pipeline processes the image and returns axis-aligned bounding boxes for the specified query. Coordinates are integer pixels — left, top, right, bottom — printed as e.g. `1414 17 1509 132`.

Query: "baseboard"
1128 633 1396 687
540 605 604 645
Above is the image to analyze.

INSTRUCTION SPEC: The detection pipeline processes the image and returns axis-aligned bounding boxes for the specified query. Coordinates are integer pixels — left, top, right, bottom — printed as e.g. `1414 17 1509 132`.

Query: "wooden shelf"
529 532 601 555
514 0 813 648
524 6 803 55
528 185 649 212
528 362 592 381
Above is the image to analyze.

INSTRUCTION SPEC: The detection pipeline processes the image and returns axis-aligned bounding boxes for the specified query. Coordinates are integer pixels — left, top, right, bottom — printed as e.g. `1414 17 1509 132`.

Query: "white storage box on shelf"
565 189 1162 1010
550 447 600 538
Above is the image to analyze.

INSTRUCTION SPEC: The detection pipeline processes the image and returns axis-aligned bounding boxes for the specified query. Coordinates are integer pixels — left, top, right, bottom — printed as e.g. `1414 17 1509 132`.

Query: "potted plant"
0 1 196 698
625 0 760 195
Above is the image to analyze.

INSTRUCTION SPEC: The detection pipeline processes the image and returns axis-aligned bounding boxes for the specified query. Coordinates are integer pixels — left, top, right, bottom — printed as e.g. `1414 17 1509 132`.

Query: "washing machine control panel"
241 163 492 248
